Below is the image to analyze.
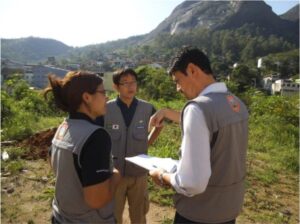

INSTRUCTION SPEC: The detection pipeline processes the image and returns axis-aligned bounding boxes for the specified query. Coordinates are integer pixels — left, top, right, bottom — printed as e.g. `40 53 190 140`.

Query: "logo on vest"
56 122 68 140
137 120 145 129
112 124 119 130
226 95 240 113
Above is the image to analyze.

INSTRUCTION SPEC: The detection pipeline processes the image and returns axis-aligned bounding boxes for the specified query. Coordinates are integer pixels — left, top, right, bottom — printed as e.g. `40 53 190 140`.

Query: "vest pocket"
132 126 147 140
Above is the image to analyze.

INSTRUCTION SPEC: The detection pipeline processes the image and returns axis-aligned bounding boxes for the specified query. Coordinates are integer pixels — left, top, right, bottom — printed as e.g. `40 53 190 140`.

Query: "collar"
199 82 228 97
116 96 138 108
68 112 97 124
192 82 228 101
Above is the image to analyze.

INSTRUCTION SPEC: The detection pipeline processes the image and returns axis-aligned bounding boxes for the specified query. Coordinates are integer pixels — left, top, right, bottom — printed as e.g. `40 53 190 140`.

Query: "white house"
261 75 279 92
271 79 299 96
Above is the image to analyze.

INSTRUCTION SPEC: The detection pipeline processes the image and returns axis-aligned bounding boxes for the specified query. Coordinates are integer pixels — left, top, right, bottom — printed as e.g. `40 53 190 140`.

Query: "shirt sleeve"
80 129 112 187
151 105 156 115
170 103 211 197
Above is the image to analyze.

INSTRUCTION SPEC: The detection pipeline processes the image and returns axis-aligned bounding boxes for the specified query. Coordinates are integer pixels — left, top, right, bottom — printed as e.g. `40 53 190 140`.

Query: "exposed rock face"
146 0 298 41
280 4 299 22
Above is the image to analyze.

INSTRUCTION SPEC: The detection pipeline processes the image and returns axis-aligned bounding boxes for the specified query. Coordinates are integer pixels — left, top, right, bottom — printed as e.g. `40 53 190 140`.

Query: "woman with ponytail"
45 71 121 223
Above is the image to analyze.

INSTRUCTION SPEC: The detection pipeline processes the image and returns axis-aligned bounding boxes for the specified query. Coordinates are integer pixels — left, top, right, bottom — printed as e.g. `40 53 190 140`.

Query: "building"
271 79 299 96
1 58 69 88
30 65 69 88
261 75 280 92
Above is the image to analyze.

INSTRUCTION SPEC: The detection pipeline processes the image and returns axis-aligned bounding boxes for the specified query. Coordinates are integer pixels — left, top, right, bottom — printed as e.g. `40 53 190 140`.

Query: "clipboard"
125 154 178 173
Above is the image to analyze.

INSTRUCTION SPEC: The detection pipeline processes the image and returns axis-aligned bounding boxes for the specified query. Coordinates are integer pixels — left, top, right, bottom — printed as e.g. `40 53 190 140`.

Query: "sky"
0 0 298 47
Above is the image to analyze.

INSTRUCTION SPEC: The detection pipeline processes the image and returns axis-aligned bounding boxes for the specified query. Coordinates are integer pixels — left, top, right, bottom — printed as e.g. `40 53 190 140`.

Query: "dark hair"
112 68 137 85
44 71 103 113
168 46 213 76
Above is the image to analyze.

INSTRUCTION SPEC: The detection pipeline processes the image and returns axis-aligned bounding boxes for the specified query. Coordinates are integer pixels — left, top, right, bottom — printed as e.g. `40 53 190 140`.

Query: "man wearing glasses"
100 68 161 224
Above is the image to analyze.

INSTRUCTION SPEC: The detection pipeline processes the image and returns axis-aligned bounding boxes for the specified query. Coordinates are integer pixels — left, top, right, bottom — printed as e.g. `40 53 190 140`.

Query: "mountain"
280 4 299 22
1 1 298 64
146 0 298 43
1 37 72 63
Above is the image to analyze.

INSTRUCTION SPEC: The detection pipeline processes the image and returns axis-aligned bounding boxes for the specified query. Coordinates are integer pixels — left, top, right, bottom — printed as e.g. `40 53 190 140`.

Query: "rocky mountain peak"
146 0 296 40
280 4 299 22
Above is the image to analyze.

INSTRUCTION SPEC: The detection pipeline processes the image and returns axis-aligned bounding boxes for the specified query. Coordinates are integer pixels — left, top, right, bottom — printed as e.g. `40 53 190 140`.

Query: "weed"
3 160 25 174
161 217 173 224
27 219 35 224
4 147 29 160
37 187 55 201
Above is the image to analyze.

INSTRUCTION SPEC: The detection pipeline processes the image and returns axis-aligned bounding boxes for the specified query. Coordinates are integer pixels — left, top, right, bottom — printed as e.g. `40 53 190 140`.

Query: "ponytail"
44 71 103 113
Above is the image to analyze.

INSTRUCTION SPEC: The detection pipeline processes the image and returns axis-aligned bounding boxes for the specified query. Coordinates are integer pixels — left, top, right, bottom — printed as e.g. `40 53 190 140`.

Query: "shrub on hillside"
247 91 299 173
136 66 181 101
1 74 63 140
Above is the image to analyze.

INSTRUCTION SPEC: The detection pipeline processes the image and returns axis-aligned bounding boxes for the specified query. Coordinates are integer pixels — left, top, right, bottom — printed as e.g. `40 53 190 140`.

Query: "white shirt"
170 82 228 197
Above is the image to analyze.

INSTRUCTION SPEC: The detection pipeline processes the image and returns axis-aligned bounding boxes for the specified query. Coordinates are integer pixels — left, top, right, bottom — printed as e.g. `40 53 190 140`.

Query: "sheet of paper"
125 154 178 173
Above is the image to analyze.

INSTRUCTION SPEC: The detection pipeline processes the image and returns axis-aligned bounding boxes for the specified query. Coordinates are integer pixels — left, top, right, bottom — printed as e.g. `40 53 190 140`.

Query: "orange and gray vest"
51 119 114 223
104 99 153 176
174 92 249 223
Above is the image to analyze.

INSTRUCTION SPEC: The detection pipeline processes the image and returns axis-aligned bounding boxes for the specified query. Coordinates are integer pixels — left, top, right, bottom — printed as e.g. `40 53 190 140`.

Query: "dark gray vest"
175 92 249 223
51 119 115 223
104 99 153 176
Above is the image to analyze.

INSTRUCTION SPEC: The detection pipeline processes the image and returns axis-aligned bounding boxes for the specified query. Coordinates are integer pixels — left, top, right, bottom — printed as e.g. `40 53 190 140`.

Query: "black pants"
51 215 61 224
174 212 236 224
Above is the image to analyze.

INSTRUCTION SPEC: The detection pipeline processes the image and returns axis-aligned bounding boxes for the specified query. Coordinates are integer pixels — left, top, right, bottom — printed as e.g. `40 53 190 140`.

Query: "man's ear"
113 83 119 92
186 63 198 77
187 63 203 78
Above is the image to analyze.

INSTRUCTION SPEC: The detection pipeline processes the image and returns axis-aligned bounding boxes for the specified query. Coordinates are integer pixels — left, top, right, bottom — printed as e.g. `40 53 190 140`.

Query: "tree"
135 66 180 101
231 64 258 91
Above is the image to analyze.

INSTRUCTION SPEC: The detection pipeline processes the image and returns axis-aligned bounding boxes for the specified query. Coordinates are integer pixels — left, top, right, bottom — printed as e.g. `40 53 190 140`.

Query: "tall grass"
146 91 299 219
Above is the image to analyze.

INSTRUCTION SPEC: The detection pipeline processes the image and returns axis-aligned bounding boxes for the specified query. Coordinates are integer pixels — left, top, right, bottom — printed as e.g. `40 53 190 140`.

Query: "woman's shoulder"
90 127 111 140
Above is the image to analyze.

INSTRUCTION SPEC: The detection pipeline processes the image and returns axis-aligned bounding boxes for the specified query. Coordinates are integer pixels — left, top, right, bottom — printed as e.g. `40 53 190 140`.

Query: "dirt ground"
1 158 174 224
1 129 175 224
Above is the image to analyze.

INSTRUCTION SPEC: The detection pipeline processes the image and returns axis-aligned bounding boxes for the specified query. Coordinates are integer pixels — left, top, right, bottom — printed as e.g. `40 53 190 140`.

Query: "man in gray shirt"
149 47 248 224
102 68 162 224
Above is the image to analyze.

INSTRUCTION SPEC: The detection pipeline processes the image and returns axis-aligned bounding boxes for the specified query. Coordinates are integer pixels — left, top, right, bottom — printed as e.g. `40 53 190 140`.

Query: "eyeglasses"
95 90 106 95
119 81 137 87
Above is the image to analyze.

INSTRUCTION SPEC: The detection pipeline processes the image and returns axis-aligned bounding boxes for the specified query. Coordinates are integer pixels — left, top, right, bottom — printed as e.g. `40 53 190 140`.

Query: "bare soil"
17 127 57 160
1 158 174 224
1 128 175 224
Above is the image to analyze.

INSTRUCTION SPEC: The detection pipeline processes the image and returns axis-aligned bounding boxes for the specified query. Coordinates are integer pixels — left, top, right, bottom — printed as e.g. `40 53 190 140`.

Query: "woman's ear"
82 92 91 104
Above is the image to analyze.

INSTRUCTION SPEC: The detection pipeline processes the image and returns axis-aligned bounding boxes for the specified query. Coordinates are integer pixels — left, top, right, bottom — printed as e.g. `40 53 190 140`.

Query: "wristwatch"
159 171 166 186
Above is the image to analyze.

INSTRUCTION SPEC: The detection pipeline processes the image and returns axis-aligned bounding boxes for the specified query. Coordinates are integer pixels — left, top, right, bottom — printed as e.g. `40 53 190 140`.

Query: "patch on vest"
106 124 119 130
56 122 68 140
112 124 119 130
226 95 240 112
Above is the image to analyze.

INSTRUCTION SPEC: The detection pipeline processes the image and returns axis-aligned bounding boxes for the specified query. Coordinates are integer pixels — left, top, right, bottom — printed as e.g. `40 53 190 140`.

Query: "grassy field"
1 91 299 223
1 123 298 223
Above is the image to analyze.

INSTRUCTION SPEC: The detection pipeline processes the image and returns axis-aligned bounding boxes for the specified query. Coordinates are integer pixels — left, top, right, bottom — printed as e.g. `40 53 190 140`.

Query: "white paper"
125 154 178 173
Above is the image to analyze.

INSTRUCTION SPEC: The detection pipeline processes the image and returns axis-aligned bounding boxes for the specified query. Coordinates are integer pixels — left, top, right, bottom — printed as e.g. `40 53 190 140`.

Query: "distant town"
1 55 299 97
1 55 164 91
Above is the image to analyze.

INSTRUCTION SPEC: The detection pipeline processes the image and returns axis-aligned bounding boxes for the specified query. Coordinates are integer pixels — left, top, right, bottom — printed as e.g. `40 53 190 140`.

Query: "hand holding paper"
125 154 178 173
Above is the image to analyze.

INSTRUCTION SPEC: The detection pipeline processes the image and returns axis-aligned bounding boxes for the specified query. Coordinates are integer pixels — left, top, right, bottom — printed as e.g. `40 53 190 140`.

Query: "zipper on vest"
123 126 129 176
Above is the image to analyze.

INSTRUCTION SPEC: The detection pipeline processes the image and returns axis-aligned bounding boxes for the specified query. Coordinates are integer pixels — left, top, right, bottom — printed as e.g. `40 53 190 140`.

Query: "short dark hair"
168 46 213 76
112 68 137 85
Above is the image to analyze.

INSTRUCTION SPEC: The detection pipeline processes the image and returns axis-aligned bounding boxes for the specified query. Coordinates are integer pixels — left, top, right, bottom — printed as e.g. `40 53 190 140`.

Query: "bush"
248 92 299 173
136 66 181 101
1 74 63 140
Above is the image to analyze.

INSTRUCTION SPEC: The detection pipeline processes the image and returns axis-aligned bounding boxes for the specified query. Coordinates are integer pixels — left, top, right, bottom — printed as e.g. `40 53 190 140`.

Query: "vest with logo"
104 99 153 176
174 92 249 223
51 119 114 223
